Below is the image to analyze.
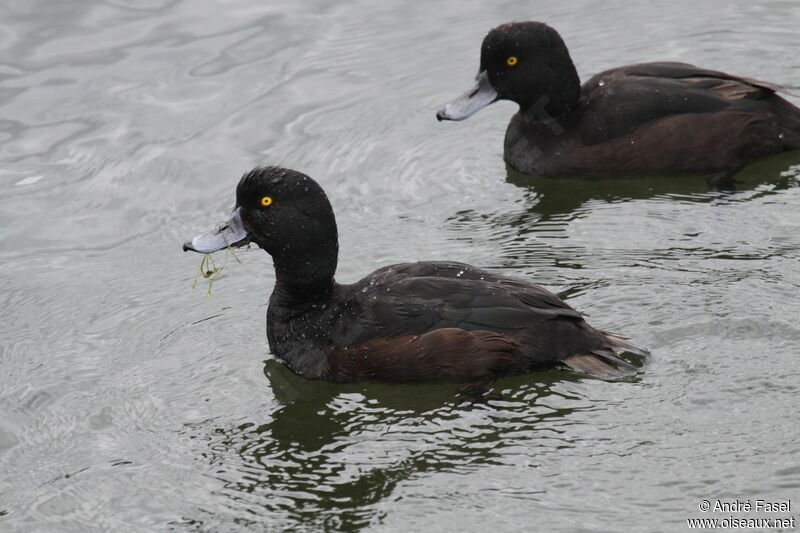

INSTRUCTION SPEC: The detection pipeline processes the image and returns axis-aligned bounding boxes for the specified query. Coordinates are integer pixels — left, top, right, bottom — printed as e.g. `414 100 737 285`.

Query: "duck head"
184 167 339 287
436 21 580 121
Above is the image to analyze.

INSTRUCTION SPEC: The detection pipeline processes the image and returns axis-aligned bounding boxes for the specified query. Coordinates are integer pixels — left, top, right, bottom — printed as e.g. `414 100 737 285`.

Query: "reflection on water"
443 156 800 287
450 153 800 251
179 360 601 530
506 149 800 218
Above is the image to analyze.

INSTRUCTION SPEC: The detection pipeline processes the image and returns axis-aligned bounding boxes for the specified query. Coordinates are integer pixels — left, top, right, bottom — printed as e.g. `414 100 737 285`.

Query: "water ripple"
3 1 800 531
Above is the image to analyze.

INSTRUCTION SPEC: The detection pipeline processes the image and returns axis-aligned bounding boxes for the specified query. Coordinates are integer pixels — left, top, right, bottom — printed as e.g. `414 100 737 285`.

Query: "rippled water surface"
2 1 800 531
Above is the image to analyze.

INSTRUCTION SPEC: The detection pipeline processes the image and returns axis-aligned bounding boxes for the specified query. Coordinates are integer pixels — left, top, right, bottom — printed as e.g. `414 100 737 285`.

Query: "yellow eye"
506 56 518 66
260 196 273 206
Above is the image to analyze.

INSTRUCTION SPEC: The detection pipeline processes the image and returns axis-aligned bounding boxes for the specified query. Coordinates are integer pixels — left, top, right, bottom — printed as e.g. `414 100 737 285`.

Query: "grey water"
2 1 799 531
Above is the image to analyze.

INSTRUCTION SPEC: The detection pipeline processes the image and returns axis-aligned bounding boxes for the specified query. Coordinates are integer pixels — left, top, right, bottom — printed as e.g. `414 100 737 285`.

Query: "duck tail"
601 329 650 358
561 330 648 378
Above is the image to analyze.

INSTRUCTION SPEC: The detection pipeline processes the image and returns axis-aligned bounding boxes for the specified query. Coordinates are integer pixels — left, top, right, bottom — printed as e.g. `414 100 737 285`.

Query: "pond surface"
2 1 800 531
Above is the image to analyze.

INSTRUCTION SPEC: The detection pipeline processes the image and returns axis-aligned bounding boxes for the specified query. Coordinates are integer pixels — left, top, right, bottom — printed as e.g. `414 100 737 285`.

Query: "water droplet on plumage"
598 80 605 87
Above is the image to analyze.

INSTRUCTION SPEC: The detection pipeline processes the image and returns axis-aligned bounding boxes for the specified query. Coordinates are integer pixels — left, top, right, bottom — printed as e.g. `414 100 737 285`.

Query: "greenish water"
2 1 799 532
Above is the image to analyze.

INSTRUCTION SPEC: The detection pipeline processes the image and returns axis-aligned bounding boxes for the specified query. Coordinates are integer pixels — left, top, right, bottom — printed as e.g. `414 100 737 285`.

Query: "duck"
436 21 800 179
183 166 645 382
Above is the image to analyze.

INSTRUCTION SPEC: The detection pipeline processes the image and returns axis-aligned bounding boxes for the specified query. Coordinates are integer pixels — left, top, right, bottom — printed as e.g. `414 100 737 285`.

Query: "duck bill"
436 70 498 121
183 207 250 253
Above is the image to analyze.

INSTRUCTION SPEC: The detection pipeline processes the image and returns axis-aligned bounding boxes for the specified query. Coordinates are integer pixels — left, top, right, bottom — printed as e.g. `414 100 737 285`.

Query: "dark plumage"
437 21 800 178
183 167 645 383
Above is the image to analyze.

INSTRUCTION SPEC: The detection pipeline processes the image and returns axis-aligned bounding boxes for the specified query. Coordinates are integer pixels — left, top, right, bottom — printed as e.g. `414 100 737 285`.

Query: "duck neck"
520 63 580 121
271 244 338 306
273 275 336 306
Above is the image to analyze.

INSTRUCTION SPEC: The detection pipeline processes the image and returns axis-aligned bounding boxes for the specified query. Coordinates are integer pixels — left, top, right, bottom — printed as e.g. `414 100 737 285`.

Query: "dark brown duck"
437 21 800 178
184 167 645 383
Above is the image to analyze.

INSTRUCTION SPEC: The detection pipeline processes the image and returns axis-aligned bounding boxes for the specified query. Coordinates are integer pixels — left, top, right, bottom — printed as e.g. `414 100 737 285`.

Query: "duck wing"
578 61 796 146
614 62 795 96
322 262 637 381
338 262 582 342
324 328 518 382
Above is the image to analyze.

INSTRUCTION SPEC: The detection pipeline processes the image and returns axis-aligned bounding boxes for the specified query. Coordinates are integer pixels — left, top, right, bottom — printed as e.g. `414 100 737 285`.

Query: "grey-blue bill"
183 207 250 253
436 70 498 121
